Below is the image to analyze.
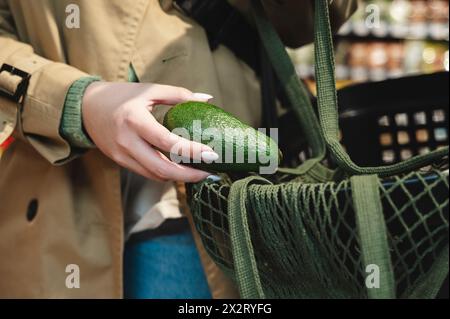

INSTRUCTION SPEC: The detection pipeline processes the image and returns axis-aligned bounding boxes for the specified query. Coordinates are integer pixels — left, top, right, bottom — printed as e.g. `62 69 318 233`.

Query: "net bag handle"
252 0 449 177
251 1 327 163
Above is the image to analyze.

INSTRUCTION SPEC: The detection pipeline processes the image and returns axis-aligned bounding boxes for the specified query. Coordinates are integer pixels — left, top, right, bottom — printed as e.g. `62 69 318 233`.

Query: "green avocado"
163 102 282 173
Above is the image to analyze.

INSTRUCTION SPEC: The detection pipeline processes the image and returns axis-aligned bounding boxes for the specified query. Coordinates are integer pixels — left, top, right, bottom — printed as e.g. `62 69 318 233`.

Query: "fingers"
141 84 217 161
122 155 168 182
132 108 218 162
146 84 213 105
110 83 217 182
127 137 211 183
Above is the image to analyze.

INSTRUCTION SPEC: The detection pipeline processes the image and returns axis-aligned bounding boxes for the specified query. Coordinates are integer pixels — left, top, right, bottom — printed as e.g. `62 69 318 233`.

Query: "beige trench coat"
0 0 356 298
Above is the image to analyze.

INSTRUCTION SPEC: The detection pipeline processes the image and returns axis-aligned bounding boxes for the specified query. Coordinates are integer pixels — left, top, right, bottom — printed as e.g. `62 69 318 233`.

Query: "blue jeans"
124 229 212 299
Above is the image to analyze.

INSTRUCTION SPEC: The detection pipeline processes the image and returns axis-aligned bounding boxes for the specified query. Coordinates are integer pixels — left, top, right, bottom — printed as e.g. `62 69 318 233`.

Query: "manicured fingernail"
207 175 222 182
201 151 219 163
193 93 214 101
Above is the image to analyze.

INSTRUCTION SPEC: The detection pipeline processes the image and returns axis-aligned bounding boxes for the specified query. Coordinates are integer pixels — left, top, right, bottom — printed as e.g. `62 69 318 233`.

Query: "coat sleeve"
0 0 90 164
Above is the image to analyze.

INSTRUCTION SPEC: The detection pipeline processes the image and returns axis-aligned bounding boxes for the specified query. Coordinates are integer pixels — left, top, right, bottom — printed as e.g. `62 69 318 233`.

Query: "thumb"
190 92 214 103
147 84 213 105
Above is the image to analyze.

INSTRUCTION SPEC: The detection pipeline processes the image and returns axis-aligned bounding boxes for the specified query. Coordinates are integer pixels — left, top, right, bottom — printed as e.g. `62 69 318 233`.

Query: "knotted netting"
185 0 449 298
188 168 449 298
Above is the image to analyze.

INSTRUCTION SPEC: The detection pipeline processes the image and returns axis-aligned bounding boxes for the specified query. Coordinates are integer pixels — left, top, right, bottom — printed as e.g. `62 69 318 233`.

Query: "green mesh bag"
187 0 449 299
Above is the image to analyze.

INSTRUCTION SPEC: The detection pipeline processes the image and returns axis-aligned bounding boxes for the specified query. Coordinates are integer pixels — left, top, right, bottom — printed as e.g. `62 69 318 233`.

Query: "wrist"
61 76 101 149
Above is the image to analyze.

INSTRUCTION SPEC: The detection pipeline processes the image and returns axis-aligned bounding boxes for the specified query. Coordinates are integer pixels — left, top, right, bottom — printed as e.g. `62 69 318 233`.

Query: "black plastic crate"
338 72 449 167
279 72 449 168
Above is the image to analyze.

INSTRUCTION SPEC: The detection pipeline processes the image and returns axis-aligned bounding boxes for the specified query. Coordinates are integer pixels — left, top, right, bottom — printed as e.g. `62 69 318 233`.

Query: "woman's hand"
82 82 218 182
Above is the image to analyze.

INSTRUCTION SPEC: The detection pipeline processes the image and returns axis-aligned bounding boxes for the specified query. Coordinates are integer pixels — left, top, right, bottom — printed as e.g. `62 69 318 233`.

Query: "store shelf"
336 32 449 43
289 0 449 84
338 20 449 42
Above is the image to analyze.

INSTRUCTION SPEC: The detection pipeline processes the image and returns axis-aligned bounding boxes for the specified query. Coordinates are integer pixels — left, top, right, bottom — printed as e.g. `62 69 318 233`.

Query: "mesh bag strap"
251 1 326 161
228 176 270 298
313 0 448 177
351 175 395 298
252 0 449 177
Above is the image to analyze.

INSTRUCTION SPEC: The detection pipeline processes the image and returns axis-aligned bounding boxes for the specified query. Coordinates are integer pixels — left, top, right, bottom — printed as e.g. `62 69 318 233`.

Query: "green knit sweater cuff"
60 76 101 149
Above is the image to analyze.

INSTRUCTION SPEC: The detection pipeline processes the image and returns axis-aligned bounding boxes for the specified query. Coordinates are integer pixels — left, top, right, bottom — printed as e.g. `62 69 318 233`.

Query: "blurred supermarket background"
290 0 449 92
1 0 449 156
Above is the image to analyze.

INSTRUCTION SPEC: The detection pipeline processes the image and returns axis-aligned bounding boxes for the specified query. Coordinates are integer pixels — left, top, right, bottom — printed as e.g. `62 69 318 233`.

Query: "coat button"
26 199 39 222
